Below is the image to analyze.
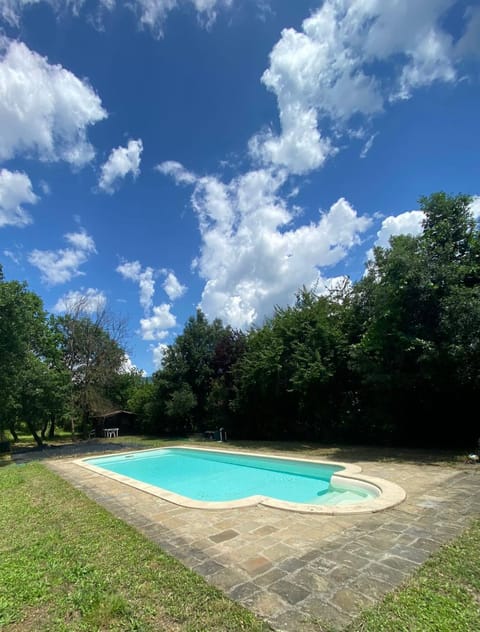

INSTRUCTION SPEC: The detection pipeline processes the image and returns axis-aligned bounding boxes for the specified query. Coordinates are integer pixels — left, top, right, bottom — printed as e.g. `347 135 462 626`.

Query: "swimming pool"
79 447 406 514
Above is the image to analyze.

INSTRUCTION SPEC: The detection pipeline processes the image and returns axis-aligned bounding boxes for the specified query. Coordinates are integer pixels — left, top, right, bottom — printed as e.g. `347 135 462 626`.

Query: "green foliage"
55 310 126 436
165 384 197 430
234 288 349 439
0 271 129 442
0 272 69 444
150 310 246 434
347 192 480 446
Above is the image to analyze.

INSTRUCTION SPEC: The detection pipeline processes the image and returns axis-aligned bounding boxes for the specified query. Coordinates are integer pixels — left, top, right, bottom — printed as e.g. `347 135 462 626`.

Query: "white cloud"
160 163 370 329
140 303 176 340
0 39 106 166
39 180 51 195
53 287 106 313
374 210 425 249
360 133 377 159
116 259 155 313
0 0 233 36
0 169 38 227
98 139 143 193
0 1 84 25
151 342 168 369
116 0 233 36
28 228 97 285
155 160 196 185
162 270 187 301
65 229 96 252
470 195 480 220
3 248 21 264
120 352 147 375
251 0 464 174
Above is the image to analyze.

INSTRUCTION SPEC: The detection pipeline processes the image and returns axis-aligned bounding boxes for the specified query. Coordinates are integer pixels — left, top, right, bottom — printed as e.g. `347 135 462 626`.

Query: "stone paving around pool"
48 455 480 631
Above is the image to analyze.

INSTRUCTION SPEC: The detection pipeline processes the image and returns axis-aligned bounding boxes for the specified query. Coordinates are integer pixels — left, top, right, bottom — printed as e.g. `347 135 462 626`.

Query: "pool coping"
74 445 406 514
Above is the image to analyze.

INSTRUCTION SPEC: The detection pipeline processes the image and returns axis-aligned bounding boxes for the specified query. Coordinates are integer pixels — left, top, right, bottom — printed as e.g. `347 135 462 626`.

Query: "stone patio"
47 452 480 631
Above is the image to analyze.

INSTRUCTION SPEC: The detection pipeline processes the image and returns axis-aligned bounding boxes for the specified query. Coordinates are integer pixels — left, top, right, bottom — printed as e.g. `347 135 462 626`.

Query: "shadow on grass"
223 439 466 467
9 434 469 468
11 440 145 463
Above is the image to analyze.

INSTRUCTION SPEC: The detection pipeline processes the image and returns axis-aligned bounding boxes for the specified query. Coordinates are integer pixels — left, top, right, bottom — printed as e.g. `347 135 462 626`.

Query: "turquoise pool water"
86 448 377 505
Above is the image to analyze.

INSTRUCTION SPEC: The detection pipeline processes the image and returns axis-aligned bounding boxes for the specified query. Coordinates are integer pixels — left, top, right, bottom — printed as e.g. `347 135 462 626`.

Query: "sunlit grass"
0 462 269 631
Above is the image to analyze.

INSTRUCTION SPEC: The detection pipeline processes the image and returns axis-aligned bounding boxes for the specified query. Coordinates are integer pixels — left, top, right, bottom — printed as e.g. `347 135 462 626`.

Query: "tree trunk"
48 414 56 439
25 420 43 447
8 422 19 443
81 409 90 439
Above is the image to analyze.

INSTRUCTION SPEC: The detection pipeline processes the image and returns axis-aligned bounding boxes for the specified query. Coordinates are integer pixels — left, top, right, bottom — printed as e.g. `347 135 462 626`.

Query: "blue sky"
0 0 479 374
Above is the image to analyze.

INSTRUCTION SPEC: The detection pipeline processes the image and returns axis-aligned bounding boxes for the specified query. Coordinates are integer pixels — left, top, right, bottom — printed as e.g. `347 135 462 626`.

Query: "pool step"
313 489 367 506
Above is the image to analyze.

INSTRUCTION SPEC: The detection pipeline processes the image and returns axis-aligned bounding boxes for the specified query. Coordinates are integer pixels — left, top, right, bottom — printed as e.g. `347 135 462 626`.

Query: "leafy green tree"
105 368 146 411
165 385 197 433
155 310 227 432
349 193 480 446
55 299 127 437
234 289 348 440
0 268 47 443
127 379 157 432
16 352 70 446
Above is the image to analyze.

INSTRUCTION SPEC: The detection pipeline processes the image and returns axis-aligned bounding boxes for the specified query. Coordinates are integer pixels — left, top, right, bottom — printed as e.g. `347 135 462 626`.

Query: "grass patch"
0 463 269 631
348 518 480 632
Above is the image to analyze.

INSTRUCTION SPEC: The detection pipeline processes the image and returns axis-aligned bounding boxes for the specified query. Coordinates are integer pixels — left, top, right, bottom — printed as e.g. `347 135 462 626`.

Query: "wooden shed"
92 410 137 437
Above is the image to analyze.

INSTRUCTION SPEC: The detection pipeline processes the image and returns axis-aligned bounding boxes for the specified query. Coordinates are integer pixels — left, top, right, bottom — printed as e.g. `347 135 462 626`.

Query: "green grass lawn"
0 463 269 631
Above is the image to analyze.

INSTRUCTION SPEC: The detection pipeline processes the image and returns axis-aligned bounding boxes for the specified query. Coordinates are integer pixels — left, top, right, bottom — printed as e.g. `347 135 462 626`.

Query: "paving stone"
394 533 417 546
250 590 288 618
367 561 408 586
270 579 310 605
229 581 260 601
254 567 287 587
240 555 272 576
278 557 305 573
330 588 374 614
194 559 225 577
252 524 279 536
300 600 352 630
270 609 322 632
414 537 441 553
293 568 334 594
209 528 239 543
308 556 337 572
327 564 354 584
405 526 435 538
299 549 323 563
209 567 250 591
389 544 430 564
263 542 296 562
349 574 394 600
378 555 417 575
327 549 370 570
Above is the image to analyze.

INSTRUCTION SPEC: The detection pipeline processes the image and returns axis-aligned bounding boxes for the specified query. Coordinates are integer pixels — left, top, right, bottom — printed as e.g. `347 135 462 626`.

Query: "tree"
155 310 227 432
55 298 127 437
0 268 50 444
348 193 480 446
234 289 348 440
